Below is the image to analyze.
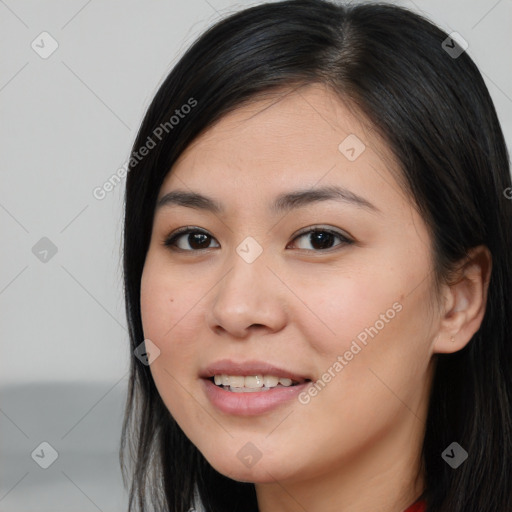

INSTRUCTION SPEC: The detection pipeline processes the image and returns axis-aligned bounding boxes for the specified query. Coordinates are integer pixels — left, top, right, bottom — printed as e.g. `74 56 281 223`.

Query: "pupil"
189 233 210 249
186 232 335 250
311 231 334 250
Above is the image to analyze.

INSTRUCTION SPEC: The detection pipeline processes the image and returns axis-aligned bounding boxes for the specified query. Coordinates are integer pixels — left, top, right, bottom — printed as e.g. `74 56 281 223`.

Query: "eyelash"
162 225 354 253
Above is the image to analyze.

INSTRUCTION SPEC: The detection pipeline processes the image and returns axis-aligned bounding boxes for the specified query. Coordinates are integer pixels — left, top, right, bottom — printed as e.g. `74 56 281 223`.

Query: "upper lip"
200 359 311 383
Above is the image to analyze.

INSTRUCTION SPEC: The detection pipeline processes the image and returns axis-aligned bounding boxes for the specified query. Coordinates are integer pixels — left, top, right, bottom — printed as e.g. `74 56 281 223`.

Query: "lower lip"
201 378 310 416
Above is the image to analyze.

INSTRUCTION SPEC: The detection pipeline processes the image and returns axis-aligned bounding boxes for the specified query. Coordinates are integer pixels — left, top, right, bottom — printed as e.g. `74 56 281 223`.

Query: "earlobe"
433 245 492 354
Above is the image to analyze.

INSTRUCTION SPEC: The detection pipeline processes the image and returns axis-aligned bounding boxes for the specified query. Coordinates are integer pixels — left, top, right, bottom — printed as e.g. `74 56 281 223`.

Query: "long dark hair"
119 1 512 511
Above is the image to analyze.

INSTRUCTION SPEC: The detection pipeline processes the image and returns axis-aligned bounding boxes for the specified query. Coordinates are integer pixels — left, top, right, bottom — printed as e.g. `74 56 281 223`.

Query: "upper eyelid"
164 225 353 249
292 225 352 239
166 225 352 240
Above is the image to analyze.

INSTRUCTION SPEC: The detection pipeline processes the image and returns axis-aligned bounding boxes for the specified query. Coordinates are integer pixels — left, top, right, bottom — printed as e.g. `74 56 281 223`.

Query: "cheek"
140 254 198 344
140 261 205 425
300 257 433 400
315 279 433 419
139 260 196 387
298 263 405 354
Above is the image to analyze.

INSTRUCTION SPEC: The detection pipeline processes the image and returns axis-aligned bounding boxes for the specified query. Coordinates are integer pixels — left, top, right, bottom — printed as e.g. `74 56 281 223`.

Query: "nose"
205 247 289 339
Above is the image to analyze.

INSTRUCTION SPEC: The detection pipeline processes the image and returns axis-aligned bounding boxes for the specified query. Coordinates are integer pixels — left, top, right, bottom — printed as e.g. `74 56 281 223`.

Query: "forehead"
170 84 374 167
158 83 408 216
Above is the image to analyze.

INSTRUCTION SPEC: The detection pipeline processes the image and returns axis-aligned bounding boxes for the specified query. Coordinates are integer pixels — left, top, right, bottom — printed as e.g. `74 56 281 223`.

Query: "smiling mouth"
208 375 311 393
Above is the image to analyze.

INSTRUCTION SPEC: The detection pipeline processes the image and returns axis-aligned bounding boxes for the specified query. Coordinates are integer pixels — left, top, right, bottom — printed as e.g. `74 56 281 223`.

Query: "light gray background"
1 0 511 511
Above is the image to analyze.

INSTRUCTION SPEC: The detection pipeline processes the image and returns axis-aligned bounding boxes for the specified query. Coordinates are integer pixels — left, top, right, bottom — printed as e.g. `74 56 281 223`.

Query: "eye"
164 225 353 253
163 227 220 251
288 227 353 252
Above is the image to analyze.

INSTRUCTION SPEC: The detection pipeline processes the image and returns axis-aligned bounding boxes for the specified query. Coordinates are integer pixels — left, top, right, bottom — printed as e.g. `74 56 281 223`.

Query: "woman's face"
140 84 440 486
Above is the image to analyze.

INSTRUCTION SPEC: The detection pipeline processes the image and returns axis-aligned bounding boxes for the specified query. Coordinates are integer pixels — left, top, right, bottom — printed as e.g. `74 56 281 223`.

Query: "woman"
119 1 512 511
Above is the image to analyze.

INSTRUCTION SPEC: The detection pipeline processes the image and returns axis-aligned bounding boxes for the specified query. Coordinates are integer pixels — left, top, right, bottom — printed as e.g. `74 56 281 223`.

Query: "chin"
203 450 296 484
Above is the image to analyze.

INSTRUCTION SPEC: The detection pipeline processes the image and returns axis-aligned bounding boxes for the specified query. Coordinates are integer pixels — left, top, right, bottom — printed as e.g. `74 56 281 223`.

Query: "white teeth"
214 374 232 386
244 375 264 388
229 387 264 393
263 375 279 387
212 374 298 390
228 375 245 388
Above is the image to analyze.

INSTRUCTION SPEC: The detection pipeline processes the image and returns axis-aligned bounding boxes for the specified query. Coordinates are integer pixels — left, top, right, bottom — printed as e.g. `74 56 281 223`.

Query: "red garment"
403 499 426 512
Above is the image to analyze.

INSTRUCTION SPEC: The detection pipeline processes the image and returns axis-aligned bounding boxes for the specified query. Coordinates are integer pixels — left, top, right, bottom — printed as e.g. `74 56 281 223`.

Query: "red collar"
403 499 426 512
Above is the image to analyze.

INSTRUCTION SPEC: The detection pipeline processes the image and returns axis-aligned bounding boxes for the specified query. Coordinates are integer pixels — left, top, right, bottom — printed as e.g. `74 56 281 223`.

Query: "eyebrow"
156 185 380 215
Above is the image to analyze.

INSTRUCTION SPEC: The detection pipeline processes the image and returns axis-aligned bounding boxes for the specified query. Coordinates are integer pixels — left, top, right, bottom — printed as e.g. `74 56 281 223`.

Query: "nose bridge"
207 235 287 336
219 235 270 309
215 230 266 282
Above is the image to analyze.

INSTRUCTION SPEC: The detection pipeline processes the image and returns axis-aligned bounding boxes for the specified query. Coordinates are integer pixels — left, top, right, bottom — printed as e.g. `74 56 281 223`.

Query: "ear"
433 245 492 354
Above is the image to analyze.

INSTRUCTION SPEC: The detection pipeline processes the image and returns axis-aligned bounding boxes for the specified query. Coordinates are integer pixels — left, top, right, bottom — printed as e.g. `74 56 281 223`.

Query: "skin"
140 83 491 512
